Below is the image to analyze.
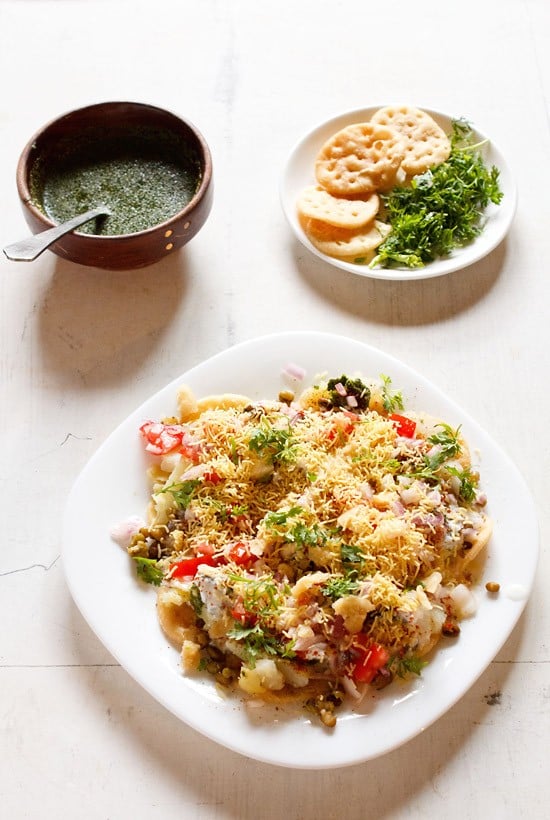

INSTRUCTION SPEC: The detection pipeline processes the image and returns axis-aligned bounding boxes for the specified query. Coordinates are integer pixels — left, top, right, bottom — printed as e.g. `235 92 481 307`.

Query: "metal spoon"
3 207 110 262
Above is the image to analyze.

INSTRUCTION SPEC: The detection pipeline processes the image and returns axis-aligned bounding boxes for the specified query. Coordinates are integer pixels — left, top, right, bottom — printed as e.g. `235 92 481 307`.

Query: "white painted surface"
0 1 548 817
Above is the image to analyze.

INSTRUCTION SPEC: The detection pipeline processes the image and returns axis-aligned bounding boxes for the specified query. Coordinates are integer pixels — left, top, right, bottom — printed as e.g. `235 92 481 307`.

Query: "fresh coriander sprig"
133 557 163 586
370 120 503 269
227 622 295 666
322 570 361 601
446 465 479 502
248 420 298 465
380 374 404 414
413 424 463 482
389 654 428 678
159 479 200 509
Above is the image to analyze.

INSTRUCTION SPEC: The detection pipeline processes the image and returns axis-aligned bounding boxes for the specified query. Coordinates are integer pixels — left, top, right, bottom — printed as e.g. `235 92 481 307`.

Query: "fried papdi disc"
297 185 380 229
315 122 405 196
370 105 451 175
303 216 391 259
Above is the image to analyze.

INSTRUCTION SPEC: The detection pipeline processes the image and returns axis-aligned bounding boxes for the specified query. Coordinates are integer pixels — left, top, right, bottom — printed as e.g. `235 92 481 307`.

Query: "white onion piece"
449 583 477 618
110 516 145 548
180 464 207 481
282 362 306 382
342 676 362 700
400 484 422 505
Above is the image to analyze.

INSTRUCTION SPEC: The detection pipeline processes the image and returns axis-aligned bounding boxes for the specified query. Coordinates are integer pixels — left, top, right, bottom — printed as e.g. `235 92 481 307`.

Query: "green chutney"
31 126 202 236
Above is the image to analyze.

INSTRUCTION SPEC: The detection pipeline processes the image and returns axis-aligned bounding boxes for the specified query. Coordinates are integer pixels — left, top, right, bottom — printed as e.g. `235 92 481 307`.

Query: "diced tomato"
389 413 417 438
195 542 216 558
230 598 257 626
226 541 256 567
140 421 183 455
179 439 202 464
169 554 217 579
139 421 201 461
351 639 390 683
326 412 357 444
204 470 222 484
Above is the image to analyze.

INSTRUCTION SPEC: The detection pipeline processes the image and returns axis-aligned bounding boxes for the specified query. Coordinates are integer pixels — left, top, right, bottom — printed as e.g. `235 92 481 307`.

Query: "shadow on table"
292 239 506 327
35 249 190 388
68 595 527 820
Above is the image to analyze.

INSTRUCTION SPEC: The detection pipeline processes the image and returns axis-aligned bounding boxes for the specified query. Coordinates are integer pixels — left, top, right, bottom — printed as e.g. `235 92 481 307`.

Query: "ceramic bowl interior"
16 101 213 270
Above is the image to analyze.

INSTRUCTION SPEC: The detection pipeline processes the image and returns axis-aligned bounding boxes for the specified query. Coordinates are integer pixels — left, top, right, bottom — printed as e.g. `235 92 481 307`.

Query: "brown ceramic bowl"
16 101 213 270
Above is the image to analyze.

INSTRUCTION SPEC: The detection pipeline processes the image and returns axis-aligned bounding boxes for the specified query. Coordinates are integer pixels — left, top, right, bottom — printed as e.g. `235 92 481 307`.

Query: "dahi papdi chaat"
112 372 492 727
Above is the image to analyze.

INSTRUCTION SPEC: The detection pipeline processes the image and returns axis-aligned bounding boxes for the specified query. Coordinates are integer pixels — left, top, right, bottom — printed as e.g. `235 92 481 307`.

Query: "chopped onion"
334 382 347 396
282 362 306 382
449 583 477 618
346 395 358 407
181 464 207 481
110 515 145 548
342 676 363 700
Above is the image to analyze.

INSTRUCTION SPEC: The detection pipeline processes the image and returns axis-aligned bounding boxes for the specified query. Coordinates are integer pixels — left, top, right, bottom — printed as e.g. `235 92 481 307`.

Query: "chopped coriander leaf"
340 543 365 566
383 458 402 474
380 374 404 414
215 503 249 523
286 522 328 550
133 557 164 586
228 573 283 616
189 584 203 616
370 122 503 270
264 506 303 528
428 423 462 460
159 479 200 509
389 654 428 678
447 465 478 502
326 375 371 411
414 423 463 483
322 570 361 600
248 420 298 465
227 622 294 666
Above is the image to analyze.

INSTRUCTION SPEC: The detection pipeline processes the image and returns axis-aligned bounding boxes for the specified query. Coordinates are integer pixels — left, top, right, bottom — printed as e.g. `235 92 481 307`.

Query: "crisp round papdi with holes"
303 217 391 259
297 185 380 229
315 123 405 196
370 105 451 175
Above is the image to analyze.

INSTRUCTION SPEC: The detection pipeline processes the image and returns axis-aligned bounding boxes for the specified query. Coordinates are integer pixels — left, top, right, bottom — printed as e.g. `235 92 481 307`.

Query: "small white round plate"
280 106 517 281
62 332 538 769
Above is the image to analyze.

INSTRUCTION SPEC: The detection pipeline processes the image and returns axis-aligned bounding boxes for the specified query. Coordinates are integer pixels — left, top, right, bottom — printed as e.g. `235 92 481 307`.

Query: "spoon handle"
3 207 110 262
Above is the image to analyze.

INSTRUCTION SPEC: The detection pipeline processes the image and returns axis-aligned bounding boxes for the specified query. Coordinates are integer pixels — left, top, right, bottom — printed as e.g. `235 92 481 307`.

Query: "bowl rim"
16 100 213 241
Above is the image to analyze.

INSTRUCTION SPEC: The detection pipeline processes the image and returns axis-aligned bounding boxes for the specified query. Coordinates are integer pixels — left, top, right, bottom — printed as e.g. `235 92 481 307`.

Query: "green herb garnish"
380 374 404 413
390 654 428 678
189 584 203 616
133 557 163 586
322 570 361 600
286 522 328 550
264 506 303 528
215 503 249 524
413 423 463 482
446 465 478 502
248 420 298 465
227 622 295 666
228 573 283 617
326 375 371 411
340 543 365 567
370 120 503 269
159 479 200 509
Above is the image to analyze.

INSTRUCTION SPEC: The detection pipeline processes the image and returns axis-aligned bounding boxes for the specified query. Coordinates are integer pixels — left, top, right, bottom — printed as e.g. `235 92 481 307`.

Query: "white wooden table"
1 1 548 817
